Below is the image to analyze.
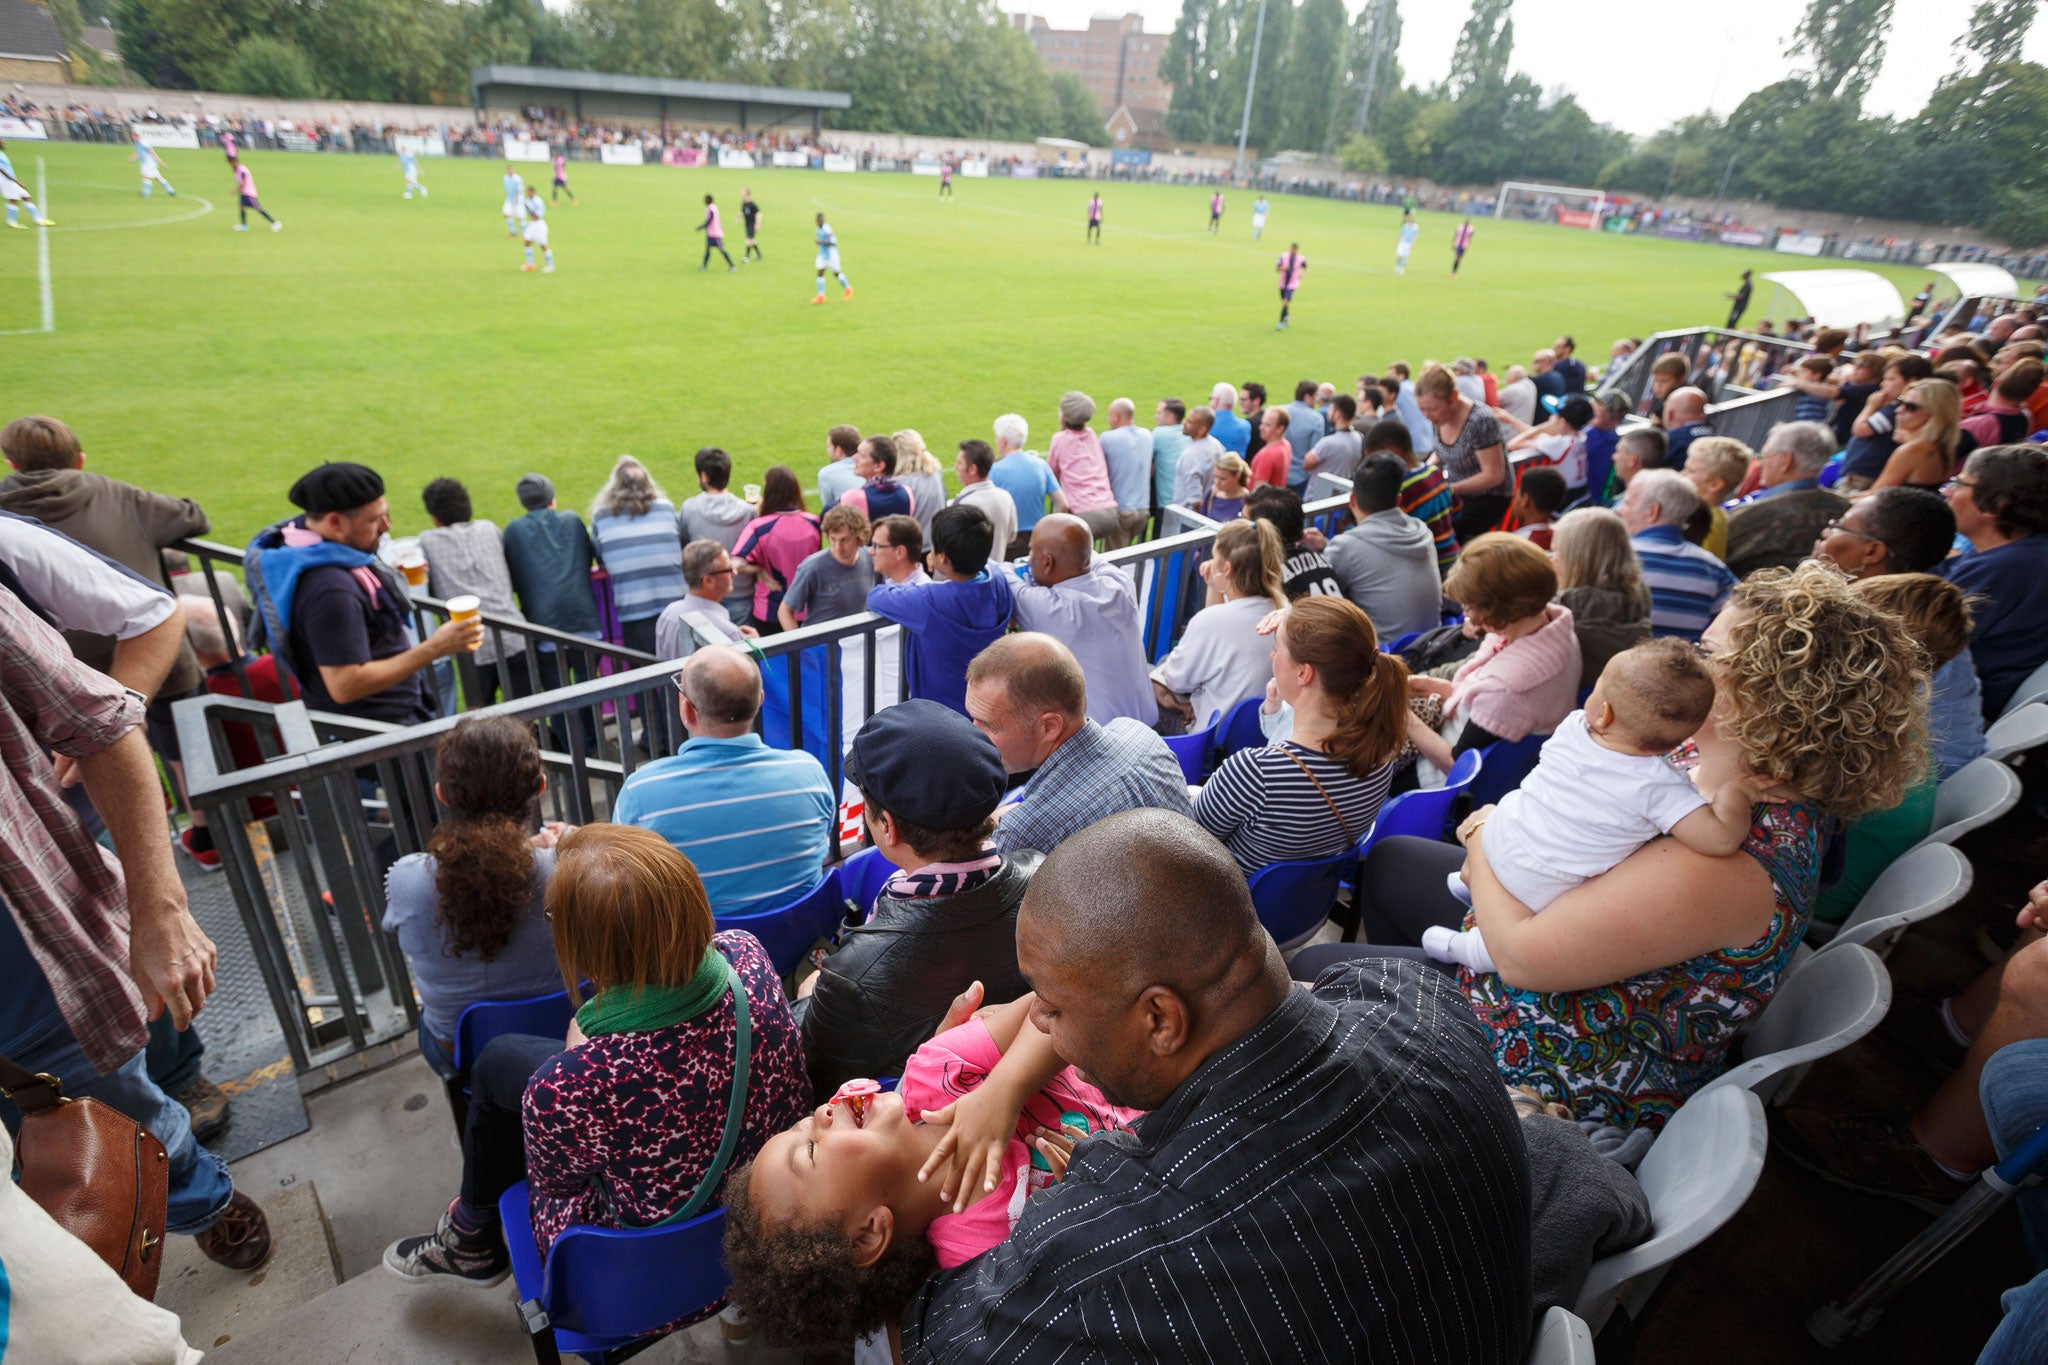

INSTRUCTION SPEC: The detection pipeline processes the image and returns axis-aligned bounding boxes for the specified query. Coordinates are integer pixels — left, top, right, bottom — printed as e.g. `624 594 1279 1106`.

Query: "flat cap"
847 700 1007 832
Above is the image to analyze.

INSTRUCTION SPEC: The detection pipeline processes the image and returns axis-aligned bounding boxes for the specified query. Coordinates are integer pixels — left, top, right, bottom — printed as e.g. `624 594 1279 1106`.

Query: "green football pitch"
1 142 1965 545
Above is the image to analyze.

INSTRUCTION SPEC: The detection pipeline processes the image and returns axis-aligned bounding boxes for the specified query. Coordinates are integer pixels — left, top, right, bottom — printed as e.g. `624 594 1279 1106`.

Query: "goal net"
1494 182 1607 230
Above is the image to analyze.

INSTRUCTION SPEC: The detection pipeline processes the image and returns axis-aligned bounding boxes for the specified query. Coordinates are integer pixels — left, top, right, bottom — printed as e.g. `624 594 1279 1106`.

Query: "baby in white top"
1423 638 1768 974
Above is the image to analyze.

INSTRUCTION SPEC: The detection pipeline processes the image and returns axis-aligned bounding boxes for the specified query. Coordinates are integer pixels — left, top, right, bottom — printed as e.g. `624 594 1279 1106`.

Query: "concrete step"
155 1181 340 1356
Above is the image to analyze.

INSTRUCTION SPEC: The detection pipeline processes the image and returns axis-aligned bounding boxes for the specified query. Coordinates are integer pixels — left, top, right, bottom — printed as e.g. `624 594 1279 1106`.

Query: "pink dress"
898 1019 1141 1268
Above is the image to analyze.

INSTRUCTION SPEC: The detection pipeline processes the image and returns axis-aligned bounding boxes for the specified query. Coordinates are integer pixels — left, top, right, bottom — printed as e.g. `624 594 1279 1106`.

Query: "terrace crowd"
5 314 2048 1361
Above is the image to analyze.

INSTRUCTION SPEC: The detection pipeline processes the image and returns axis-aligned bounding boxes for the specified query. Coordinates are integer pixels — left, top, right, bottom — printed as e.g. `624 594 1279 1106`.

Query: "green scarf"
575 948 733 1038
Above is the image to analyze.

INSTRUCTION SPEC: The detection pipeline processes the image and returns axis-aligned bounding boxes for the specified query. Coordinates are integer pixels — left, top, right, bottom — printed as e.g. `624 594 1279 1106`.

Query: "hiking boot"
175 1075 232 1143
197 1191 273 1271
383 1204 508 1287
1772 1107 1972 1214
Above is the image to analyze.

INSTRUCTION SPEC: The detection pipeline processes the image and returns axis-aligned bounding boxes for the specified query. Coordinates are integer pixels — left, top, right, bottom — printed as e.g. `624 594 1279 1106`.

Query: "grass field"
1 142 1964 546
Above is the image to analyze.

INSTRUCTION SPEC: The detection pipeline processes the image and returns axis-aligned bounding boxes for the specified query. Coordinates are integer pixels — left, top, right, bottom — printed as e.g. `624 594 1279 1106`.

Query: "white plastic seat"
1998 658 2048 718
1908 757 2021 854
1574 1085 1767 1334
1983 703 2048 765
1526 1306 1595 1364
1814 843 1973 958
1701 942 1890 1105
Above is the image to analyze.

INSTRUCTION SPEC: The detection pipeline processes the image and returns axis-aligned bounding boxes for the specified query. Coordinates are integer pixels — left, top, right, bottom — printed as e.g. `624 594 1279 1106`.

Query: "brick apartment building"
1013 12 1171 140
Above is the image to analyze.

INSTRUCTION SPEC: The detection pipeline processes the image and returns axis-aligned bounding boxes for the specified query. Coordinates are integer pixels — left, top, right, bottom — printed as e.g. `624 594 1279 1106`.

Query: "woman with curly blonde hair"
890 428 948 538
1298 561 1928 1130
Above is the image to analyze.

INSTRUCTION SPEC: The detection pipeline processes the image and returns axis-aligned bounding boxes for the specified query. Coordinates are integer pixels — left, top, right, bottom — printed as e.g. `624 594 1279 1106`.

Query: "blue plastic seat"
1247 850 1355 951
714 870 843 977
1467 731 1547 809
1215 696 1268 759
838 845 896 923
499 1180 729 1364
445 986 582 1133
1163 710 1222 784
1336 749 1483 939
1383 631 1421 655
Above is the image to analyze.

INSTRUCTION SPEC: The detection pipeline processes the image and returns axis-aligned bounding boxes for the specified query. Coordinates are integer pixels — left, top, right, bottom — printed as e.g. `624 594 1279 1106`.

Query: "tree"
1277 0 1345 151
1787 0 1894 104
1161 0 1236 144
1331 0 1401 144
219 34 321 98
1337 131 1386 176
1445 0 1512 99
1957 0 2042 65
1049 71 1105 145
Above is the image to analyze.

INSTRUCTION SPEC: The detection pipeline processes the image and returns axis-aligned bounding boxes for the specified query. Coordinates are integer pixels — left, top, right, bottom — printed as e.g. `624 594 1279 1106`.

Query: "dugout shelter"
470 65 850 135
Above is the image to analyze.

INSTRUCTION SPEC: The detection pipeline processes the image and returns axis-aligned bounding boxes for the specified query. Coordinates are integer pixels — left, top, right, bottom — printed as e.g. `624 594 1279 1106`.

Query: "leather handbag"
1 1052 170 1301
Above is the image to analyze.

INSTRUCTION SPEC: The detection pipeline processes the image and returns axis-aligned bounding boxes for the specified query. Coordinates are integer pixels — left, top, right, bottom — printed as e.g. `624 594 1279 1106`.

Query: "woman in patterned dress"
1302 562 1929 1129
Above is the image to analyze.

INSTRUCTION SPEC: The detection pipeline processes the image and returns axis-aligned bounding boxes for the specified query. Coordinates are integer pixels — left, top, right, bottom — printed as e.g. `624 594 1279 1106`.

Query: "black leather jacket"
792 849 1042 1102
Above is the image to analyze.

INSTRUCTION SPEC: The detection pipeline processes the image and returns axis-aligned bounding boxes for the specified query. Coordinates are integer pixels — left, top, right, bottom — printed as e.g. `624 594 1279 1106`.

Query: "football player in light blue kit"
811 212 852 304
1394 212 1420 275
502 169 524 236
400 148 428 199
129 133 177 198
520 185 554 273
0 140 51 228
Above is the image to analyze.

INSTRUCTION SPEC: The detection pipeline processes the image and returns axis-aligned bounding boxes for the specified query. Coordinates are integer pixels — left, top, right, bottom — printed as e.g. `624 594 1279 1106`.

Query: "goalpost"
1494 181 1608 231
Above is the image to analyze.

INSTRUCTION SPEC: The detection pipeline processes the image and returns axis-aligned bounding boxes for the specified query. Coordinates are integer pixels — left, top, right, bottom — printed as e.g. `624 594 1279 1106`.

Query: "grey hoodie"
678 490 756 616
1325 508 1443 639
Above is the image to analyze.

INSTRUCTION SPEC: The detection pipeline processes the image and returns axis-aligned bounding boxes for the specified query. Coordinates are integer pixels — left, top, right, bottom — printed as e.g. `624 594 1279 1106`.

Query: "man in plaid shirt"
0 583 273 1268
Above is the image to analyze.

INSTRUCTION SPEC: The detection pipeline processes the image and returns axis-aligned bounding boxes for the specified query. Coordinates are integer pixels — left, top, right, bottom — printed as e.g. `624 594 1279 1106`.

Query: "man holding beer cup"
253 462 482 724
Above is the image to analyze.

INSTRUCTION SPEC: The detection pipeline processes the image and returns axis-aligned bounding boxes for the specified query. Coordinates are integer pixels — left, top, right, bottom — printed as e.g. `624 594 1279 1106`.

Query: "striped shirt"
591 501 685 624
992 718 1193 857
1630 525 1736 642
611 734 836 918
1193 741 1395 873
903 958 1533 1363
1399 463 1460 572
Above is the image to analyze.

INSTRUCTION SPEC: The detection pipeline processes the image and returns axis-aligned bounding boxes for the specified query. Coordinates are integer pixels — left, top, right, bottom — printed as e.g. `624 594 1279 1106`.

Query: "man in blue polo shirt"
612 648 836 918
1943 445 2048 717
868 504 1015 715
1207 381 1252 456
988 413 1066 559
1623 469 1735 641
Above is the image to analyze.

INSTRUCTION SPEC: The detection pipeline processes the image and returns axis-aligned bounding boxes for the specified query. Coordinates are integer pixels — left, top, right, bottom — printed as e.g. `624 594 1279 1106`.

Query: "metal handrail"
1600 327 1816 407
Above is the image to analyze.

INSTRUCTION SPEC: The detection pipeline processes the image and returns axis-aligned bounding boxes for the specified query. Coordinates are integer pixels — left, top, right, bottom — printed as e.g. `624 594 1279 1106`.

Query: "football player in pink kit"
1208 189 1224 233
1086 192 1103 244
1274 243 1306 330
697 193 735 272
551 150 577 205
230 158 280 232
1452 218 1474 275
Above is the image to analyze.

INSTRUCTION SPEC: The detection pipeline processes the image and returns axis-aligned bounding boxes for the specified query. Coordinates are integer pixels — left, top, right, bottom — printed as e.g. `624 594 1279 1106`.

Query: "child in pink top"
723 992 1139 1350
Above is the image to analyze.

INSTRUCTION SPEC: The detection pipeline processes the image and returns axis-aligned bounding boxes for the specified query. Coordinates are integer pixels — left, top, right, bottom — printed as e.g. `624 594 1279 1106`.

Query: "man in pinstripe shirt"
900 809 1532 1363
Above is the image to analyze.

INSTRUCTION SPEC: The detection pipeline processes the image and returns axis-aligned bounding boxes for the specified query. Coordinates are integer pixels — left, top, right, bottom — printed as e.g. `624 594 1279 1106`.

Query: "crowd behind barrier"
6 305 2048 1360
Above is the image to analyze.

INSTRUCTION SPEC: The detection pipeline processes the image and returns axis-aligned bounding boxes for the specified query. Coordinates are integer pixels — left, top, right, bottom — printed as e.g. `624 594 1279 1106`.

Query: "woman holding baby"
1298 562 1928 1130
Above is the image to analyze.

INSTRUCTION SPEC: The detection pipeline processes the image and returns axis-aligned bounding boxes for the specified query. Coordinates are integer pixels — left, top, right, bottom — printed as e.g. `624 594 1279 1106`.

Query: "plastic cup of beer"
398 552 428 589
744 483 762 504
446 595 484 651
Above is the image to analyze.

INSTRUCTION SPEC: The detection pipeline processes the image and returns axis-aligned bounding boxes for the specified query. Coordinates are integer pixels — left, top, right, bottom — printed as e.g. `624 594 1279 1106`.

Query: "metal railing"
177 504 1332 1080
1599 327 1815 408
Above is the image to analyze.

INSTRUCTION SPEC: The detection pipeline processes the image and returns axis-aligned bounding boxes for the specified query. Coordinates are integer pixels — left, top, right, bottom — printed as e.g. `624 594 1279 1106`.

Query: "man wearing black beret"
246 461 479 723
790 699 1040 1101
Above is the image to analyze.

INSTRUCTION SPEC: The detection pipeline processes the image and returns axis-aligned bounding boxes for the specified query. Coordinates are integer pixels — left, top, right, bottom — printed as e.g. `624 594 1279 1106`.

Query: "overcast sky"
1010 0 2048 136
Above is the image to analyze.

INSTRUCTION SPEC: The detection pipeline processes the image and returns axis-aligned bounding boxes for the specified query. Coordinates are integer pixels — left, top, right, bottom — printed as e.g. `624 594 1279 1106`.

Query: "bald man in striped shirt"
900 808 1532 1363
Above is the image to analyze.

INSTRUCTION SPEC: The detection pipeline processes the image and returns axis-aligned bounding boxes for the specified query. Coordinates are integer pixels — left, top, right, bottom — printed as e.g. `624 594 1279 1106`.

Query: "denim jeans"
417 1017 459 1081
1981 1038 2048 1273
146 1011 206 1093
0 1029 235 1234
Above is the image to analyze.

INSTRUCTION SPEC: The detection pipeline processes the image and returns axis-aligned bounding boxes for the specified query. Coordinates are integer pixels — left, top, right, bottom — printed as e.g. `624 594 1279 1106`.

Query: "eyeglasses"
706 565 734 578
1820 519 1880 542
1897 400 1924 413
1945 477 1978 494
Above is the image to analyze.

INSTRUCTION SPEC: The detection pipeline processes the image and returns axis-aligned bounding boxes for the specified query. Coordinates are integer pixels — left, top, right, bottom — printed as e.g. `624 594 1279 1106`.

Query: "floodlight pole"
1233 0 1268 182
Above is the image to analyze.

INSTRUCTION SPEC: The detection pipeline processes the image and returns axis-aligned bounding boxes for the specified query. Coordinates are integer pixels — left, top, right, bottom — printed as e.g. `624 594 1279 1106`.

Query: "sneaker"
843 286 854 300
197 1191 273 1271
271 220 282 232
179 827 221 872
1772 1107 1972 1214
542 264 555 274
234 224 250 232
175 1075 232 1143
34 218 52 227
8 221 28 230
811 295 824 305
520 263 535 272
383 1206 509 1287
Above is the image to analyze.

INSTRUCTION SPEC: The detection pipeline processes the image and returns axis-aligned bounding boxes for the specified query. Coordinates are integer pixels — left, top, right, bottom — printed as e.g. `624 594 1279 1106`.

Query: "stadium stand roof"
1757 269 1907 330
469 65 850 132
1929 262 2020 301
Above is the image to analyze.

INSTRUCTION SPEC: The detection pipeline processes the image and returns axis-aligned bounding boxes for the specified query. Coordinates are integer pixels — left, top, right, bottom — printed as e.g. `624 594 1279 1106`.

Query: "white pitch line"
36 157 52 332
